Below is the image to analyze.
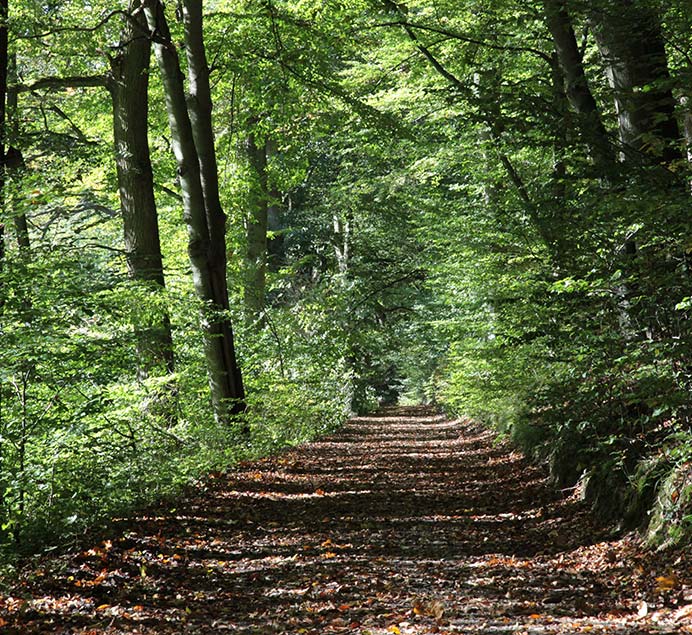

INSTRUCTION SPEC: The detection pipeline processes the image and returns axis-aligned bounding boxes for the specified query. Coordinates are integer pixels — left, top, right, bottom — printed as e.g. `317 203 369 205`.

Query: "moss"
646 461 692 548
579 454 669 529
546 430 589 489
581 463 630 525
625 454 671 526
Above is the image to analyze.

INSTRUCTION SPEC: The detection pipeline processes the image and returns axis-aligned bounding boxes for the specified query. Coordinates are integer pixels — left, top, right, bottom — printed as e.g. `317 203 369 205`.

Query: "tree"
144 0 245 422
543 0 615 172
0 0 8 263
109 1 175 378
588 0 682 168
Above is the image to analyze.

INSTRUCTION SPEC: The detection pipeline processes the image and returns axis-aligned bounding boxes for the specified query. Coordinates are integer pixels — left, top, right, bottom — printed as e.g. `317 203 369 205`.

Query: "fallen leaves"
674 604 692 622
655 573 681 593
412 597 445 620
637 600 649 618
0 408 690 635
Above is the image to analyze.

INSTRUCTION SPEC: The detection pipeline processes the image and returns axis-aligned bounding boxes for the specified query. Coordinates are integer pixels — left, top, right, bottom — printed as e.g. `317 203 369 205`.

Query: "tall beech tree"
109 2 175 378
588 0 682 167
144 0 245 422
543 0 615 173
0 0 7 526
0 0 7 264
242 135 285 324
13 7 175 381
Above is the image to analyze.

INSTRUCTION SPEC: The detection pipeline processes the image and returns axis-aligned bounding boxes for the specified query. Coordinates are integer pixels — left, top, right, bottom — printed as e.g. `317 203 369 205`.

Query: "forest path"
2 407 691 634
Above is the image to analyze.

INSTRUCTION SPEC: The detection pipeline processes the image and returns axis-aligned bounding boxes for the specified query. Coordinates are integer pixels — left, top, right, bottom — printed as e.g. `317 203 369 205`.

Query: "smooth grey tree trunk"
243 133 285 325
144 0 245 422
109 4 175 378
6 55 28 252
588 0 683 339
682 96 692 174
0 0 7 524
333 213 351 274
180 0 245 413
0 0 7 269
589 0 681 166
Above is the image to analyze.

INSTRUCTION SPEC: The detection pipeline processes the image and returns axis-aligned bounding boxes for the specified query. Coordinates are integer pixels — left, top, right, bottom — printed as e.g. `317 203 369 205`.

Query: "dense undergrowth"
433 185 692 546
0 229 354 558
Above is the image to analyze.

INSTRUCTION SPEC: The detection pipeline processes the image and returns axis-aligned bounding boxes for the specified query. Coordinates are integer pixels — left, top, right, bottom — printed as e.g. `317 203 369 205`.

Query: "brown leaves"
412 597 445 620
1 408 691 635
655 573 681 594
73 568 110 588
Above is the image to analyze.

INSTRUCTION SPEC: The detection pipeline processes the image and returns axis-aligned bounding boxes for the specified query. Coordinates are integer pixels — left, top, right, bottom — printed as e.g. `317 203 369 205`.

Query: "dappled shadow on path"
1 407 690 634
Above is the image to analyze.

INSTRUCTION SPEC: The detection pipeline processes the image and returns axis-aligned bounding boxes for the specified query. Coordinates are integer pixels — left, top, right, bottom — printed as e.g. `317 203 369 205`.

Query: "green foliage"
3 0 692 558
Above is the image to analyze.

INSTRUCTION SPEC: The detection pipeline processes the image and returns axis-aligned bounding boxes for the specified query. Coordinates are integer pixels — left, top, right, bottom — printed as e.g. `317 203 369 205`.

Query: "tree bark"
589 0 681 166
6 55 28 252
144 0 245 422
0 0 7 267
109 3 175 378
682 95 692 172
180 0 245 413
542 0 615 172
333 213 351 274
0 0 7 528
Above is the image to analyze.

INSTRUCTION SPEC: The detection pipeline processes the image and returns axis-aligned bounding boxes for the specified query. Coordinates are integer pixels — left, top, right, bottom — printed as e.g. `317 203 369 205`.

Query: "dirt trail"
1 407 691 634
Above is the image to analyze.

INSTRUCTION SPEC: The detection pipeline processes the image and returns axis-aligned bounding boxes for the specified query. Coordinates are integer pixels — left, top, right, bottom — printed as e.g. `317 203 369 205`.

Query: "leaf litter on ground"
0 405 690 634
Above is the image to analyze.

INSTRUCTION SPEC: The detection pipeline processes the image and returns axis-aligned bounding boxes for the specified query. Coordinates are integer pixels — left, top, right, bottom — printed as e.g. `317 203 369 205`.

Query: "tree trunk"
0 0 7 530
109 4 175 378
6 54 28 251
144 0 245 422
333 213 351 274
543 0 615 172
180 0 245 413
589 0 681 166
244 130 268 324
0 0 7 267
682 96 692 187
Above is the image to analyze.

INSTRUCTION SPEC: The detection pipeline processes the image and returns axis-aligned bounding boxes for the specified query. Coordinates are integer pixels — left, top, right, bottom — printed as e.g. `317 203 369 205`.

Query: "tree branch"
155 182 184 202
372 20 552 63
351 270 426 311
16 10 129 40
15 75 109 93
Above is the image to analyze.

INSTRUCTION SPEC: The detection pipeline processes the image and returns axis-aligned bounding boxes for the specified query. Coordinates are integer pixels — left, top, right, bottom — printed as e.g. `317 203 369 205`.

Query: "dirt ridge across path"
1 406 691 633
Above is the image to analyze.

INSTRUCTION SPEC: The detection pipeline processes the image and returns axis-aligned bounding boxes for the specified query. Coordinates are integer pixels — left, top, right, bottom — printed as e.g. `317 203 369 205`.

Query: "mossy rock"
546 430 589 489
646 461 692 548
580 464 630 524
624 454 671 526
580 455 666 528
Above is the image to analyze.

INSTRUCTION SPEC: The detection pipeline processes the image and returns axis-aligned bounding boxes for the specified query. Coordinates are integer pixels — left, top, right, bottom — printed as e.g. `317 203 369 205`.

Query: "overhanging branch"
15 75 109 93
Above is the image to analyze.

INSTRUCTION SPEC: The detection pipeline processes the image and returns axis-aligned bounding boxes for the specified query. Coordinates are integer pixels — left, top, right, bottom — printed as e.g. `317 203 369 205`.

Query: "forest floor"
1 407 691 634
